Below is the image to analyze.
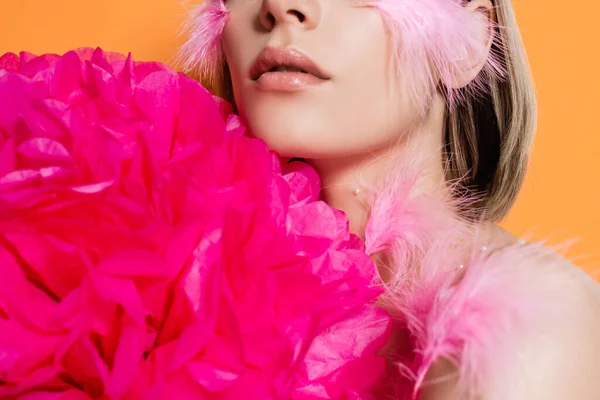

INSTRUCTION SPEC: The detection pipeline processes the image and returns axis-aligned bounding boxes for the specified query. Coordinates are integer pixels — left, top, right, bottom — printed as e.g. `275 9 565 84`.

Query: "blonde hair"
444 1 537 221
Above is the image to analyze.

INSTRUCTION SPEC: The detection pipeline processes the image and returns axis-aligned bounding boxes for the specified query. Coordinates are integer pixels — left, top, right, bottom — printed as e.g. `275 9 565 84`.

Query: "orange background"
1 1 598 276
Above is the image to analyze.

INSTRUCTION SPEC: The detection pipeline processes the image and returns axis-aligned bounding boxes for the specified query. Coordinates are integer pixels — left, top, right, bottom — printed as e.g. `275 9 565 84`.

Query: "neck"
308 95 447 237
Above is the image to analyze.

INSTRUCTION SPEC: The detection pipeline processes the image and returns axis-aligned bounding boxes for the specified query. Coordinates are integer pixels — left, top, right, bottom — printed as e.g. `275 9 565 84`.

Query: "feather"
364 138 473 286
364 0 507 114
365 154 597 399
403 240 595 399
176 0 230 85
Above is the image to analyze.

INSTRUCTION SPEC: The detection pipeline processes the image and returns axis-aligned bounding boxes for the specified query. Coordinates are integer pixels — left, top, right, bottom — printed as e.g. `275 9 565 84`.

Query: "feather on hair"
365 0 507 113
177 0 230 85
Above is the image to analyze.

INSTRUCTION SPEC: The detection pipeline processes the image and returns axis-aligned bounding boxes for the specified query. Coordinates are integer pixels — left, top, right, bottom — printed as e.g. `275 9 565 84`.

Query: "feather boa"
365 150 600 399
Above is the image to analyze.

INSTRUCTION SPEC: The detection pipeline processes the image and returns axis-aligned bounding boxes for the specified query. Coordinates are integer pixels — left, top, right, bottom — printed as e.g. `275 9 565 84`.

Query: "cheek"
323 9 424 146
221 8 262 88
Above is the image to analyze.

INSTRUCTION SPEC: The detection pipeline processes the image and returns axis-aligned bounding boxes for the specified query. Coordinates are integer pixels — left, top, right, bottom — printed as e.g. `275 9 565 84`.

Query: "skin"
220 0 600 398
222 0 416 160
222 0 493 234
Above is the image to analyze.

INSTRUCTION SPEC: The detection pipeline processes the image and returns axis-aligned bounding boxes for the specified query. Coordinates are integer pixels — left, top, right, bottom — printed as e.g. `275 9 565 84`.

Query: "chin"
238 95 392 159
247 121 327 158
239 101 331 158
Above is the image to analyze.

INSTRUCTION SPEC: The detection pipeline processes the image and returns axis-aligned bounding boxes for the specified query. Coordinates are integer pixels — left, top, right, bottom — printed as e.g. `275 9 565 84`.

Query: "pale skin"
220 0 600 398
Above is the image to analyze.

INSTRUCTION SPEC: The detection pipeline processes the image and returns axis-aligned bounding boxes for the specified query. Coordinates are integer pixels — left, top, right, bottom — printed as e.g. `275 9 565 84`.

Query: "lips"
249 47 329 82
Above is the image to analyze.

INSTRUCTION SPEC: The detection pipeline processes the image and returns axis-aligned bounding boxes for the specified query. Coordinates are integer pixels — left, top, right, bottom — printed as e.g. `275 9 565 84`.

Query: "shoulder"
419 229 600 400
499 247 600 400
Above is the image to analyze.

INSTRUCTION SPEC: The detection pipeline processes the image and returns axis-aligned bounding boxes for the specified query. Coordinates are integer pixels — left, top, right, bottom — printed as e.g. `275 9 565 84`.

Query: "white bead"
480 245 488 252
352 188 361 196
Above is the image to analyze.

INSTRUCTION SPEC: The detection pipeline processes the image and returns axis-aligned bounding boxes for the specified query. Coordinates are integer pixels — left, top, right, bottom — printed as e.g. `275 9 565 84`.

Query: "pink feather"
364 143 472 286
365 155 595 399
177 0 230 84
403 240 585 399
365 0 506 113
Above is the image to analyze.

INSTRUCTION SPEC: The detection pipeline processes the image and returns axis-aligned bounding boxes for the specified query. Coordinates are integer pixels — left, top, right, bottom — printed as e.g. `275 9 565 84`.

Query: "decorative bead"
352 188 361 196
480 245 488 252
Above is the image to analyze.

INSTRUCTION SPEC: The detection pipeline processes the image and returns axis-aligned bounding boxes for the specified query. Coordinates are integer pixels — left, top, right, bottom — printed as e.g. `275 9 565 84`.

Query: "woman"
179 0 600 398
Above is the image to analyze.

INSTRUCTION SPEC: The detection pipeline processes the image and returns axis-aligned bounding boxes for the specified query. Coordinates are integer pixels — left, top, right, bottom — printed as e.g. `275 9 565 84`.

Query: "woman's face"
221 0 431 159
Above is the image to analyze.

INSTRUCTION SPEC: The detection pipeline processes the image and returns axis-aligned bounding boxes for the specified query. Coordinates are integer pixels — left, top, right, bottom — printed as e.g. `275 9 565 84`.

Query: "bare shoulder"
488 225 600 399
504 249 600 400
421 225 600 400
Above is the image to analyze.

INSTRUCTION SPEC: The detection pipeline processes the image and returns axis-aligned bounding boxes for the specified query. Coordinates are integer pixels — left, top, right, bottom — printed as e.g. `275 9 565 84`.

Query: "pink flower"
0 48 390 399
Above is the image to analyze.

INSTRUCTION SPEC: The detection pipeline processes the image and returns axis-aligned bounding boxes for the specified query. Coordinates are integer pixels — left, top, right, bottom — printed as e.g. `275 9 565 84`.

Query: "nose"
259 0 321 31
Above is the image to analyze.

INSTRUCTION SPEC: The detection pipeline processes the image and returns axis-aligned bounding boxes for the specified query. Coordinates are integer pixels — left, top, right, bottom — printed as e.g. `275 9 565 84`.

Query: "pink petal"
111 324 146 398
0 169 40 185
19 53 60 78
187 361 240 391
282 161 321 207
96 249 170 278
50 51 84 101
0 365 62 398
89 47 115 75
70 180 114 193
17 137 71 162
0 52 20 71
0 319 61 380
4 232 85 299
85 61 117 103
0 246 61 331
0 137 16 177
90 275 145 325
0 72 47 129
